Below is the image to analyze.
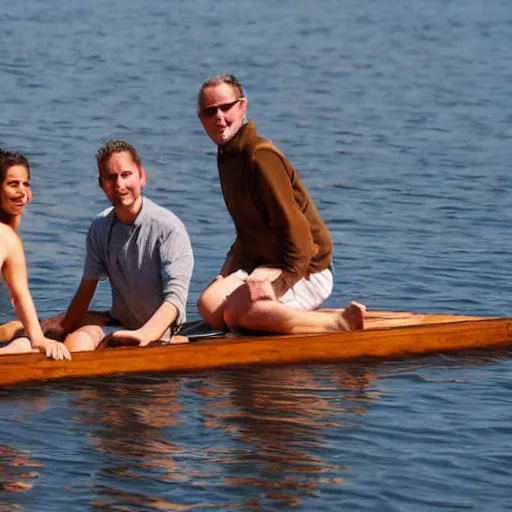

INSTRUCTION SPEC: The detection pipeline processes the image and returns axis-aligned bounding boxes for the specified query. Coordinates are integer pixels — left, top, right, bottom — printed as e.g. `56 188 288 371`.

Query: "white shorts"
231 268 333 311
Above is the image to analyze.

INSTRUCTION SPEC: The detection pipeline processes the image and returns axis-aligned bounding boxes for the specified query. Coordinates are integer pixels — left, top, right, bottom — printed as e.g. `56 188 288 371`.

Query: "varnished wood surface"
1 313 512 386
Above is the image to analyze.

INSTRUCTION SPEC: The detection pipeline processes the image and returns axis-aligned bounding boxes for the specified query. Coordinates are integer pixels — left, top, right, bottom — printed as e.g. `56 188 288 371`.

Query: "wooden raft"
1 313 511 386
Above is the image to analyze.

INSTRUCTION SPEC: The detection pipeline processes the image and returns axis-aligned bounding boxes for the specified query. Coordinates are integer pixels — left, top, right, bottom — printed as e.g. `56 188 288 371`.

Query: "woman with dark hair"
0 149 70 359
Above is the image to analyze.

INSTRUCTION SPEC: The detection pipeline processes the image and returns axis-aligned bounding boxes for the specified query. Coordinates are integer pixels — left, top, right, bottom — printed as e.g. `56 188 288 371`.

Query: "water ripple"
1 0 512 510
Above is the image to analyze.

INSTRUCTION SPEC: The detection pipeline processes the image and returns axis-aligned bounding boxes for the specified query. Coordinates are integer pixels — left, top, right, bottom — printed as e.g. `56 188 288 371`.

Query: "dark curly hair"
0 150 31 183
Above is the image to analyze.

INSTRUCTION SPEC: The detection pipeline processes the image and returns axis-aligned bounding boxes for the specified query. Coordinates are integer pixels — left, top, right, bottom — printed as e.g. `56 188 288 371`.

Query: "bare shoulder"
0 224 23 256
0 223 18 243
0 224 13 264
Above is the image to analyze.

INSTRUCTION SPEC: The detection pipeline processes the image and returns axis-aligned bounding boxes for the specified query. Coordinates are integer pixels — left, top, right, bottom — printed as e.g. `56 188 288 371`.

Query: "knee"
0 337 34 355
196 292 211 318
223 296 254 332
64 332 86 352
223 303 240 331
12 337 33 352
197 294 223 330
64 326 103 352
198 275 248 330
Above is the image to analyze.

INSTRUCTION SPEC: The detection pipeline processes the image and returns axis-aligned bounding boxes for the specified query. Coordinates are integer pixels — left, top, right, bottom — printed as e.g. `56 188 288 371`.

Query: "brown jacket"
218 121 332 298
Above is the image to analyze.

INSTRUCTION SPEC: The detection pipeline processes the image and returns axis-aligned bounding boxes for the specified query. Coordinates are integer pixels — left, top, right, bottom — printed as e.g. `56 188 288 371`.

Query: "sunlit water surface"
1 0 512 510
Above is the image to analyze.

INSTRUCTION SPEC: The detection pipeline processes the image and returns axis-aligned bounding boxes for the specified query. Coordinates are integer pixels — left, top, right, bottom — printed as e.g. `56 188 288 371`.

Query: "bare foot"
332 301 366 331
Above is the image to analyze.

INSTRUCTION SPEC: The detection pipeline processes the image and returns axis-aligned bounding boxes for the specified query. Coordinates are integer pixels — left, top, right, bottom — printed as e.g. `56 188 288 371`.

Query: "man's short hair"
96 140 142 176
197 73 245 109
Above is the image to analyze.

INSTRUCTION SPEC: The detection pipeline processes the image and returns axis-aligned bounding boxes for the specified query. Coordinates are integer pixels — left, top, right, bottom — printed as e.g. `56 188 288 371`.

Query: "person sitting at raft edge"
43 140 193 351
196 74 366 334
0 149 70 360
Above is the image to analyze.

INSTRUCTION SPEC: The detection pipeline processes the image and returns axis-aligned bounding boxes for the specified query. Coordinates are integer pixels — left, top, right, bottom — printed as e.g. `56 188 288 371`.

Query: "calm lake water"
1 0 512 510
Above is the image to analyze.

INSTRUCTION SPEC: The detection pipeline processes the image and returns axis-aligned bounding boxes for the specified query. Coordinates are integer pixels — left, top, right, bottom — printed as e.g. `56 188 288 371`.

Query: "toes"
350 301 367 312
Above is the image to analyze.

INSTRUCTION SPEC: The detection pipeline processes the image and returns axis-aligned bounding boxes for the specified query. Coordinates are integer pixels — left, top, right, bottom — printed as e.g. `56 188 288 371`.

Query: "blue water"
1 0 512 509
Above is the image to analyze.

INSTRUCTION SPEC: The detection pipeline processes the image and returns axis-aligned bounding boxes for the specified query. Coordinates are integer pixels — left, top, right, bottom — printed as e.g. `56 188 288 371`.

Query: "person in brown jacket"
196 74 365 334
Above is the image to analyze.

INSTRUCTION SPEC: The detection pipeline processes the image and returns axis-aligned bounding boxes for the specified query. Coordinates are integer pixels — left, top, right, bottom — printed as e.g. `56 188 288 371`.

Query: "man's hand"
169 335 189 345
245 279 277 302
41 315 66 341
107 330 189 347
245 268 281 302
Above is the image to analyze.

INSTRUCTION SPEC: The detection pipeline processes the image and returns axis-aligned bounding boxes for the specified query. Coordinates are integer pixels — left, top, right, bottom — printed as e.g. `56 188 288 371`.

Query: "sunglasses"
201 99 241 118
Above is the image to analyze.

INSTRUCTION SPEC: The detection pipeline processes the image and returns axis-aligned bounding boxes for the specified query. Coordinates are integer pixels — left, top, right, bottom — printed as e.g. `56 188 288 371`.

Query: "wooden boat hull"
1 313 512 386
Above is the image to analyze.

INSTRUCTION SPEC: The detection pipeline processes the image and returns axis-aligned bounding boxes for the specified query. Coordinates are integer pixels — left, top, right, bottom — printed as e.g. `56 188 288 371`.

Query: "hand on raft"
103 330 189 347
37 338 71 361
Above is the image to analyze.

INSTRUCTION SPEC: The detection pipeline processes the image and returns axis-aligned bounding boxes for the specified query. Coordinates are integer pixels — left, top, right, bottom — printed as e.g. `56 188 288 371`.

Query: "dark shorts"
102 313 124 336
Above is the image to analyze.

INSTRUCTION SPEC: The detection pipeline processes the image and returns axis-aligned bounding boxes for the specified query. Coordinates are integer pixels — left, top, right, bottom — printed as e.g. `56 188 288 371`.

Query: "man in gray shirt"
53 140 193 351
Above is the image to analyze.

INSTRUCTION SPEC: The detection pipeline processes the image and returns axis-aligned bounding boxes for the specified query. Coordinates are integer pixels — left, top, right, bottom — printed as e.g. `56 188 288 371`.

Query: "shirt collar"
113 197 147 227
219 120 257 155
132 197 147 227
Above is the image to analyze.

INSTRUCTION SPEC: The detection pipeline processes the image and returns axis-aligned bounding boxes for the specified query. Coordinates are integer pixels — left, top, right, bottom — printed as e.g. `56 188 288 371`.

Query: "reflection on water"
1 0 512 508
0 393 50 509
76 366 375 509
22 365 379 511
0 444 43 512
1 354 512 510
199 368 367 508
72 380 192 511
0 444 41 503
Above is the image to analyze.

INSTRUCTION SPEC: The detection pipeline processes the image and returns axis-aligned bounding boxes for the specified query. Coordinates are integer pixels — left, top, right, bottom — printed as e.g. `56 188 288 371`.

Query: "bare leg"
64 325 106 352
0 337 38 355
337 302 366 331
41 310 112 340
0 320 23 343
223 284 365 334
197 275 246 330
